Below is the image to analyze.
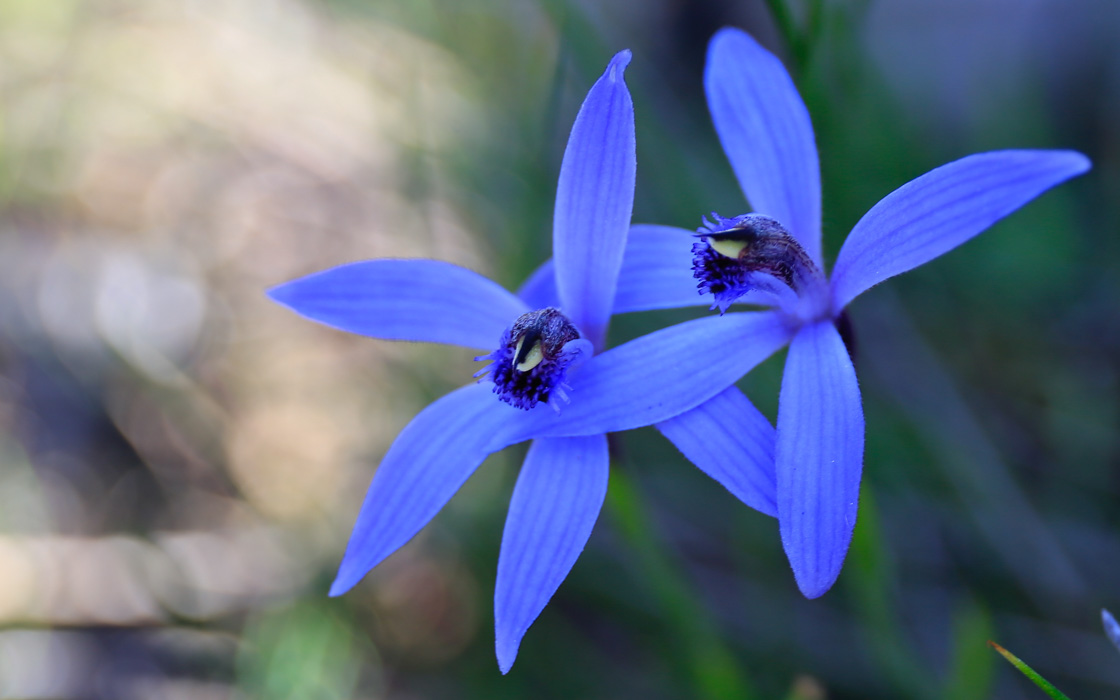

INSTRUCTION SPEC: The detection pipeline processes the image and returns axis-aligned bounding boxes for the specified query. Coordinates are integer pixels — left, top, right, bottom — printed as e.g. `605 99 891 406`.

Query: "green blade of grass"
988 641 1071 700
943 601 995 700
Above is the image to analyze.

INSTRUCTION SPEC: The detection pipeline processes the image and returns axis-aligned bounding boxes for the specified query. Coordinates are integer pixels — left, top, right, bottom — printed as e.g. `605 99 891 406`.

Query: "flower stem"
606 465 757 700
988 641 1071 700
847 489 938 699
762 0 824 76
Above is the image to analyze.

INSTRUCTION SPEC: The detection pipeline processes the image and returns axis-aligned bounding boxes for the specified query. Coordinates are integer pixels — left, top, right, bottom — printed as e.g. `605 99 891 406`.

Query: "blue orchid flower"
268 50 790 673
652 27 1090 598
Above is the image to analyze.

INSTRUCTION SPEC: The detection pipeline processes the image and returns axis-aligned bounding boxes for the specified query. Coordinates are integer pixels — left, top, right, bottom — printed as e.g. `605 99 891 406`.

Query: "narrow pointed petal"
614 225 782 311
495 311 795 443
553 50 636 349
331 383 521 595
611 225 714 312
830 149 1091 310
1104 609 1120 654
495 435 609 673
656 386 777 517
519 225 719 313
777 321 863 598
706 27 822 265
269 260 529 350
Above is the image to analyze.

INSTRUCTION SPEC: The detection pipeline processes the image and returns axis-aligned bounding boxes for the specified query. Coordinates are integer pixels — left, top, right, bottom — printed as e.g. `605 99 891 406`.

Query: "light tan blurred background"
0 1 542 695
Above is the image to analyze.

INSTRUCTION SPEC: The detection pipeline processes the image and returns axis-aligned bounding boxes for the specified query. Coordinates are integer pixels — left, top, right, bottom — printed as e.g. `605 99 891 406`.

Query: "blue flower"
267 50 791 673
660 27 1090 599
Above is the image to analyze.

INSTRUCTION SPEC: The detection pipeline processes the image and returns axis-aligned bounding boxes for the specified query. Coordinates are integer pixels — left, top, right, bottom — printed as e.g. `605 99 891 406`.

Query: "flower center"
474 308 587 411
691 212 823 314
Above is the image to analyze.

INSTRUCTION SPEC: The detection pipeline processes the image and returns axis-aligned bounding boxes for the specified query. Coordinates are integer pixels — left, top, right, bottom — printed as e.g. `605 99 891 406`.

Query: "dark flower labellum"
475 308 585 411
692 212 821 313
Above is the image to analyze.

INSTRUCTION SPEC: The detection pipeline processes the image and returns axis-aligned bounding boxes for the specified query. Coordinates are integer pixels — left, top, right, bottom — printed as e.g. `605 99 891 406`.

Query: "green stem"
607 466 757 700
847 490 938 699
762 0 824 76
763 0 805 72
989 641 1072 700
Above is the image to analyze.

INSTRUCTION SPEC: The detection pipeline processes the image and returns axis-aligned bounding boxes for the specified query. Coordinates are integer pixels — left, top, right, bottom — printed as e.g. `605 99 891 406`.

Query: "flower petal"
553 50 637 350
706 27 822 265
494 435 609 673
611 225 712 312
518 224 775 313
521 225 701 314
776 321 863 599
330 383 520 595
656 386 777 517
269 260 529 350
516 258 560 310
494 311 795 443
830 149 1091 310
519 225 704 313
1103 609 1120 654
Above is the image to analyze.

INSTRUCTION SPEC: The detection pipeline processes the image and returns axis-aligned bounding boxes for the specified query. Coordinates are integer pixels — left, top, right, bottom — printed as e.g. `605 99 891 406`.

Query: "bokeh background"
0 0 1117 697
